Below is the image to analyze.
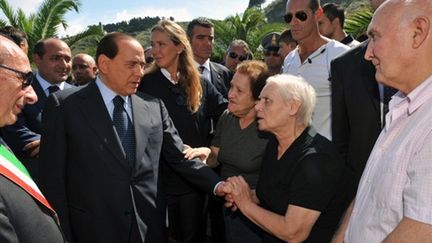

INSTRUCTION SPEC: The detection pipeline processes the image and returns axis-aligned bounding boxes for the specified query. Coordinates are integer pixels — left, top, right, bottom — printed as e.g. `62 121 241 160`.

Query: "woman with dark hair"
138 20 226 243
192 60 270 243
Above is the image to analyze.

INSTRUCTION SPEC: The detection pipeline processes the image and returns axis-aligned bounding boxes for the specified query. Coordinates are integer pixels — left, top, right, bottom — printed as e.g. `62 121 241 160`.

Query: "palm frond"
344 8 373 39
0 0 17 26
32 0 81 41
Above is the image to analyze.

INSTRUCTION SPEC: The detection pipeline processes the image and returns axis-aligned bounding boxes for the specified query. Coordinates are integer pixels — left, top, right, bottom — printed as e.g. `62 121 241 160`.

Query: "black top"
256 127 348 243
139 70 227 195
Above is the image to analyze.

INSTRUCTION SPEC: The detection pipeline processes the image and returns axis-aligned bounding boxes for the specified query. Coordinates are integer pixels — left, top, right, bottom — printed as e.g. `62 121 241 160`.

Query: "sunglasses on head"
284 11 308 23
0 64 33 90
228 52 248 62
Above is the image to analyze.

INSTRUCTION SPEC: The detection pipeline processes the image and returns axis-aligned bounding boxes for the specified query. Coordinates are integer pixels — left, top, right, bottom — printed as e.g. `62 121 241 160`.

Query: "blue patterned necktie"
112 96 136 165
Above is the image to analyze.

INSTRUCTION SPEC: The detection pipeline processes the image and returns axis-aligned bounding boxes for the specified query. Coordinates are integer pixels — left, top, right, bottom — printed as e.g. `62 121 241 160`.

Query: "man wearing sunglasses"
0 35 65 243
261 32 283 75
282 0 349 140
1 38 74 183
223 39 253 72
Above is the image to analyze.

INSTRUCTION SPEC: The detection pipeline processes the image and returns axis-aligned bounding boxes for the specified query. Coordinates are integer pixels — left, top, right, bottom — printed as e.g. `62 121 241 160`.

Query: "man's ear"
412 16 430 49
97 55 109 74
33 53 42 65
315 7 323 20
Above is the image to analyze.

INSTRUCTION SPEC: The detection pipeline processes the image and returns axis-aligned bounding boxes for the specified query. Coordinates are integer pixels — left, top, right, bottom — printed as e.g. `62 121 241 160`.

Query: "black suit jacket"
209 61 233 98
331 41 382 200
39 81 220 243
0 175 65 243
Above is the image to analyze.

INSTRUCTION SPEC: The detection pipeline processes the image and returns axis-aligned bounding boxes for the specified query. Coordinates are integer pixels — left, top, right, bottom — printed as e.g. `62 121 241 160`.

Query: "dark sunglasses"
0 64 33 89
228 52 248 62
284 11 308 23
145 57 154 63
264 51 280 57
169 85 186 106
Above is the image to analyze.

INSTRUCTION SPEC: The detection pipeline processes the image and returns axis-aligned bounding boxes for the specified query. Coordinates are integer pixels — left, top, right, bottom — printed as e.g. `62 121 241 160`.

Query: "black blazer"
0 174 65 243
330 41 382 200
209 61 233 98
39 82 221 243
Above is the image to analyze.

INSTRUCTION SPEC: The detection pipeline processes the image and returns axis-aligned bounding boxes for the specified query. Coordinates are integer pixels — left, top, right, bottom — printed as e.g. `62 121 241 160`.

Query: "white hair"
266 74 316 126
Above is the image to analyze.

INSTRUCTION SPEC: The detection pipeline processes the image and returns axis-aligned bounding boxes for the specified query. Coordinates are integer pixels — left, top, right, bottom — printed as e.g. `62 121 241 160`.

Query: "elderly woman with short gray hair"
225 74 348 243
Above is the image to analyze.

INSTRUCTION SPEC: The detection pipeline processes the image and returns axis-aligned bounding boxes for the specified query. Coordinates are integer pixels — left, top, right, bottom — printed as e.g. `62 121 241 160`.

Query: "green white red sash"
0 144 55 213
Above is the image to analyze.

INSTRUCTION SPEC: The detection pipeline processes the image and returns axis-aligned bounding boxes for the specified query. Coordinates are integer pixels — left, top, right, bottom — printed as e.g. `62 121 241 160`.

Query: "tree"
248 0 266 8
0 0 103 59
344 6 373 41
213 7 285 62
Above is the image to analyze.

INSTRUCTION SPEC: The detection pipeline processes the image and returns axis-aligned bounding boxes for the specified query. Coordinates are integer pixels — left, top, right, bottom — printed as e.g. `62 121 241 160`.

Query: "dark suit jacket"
0 141 65 243
209 61 233 98
331 41 382 200
39 81 221 243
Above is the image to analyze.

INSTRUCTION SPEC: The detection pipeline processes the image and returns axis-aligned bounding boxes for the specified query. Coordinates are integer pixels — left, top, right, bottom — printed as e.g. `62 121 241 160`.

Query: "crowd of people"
0 0 431 242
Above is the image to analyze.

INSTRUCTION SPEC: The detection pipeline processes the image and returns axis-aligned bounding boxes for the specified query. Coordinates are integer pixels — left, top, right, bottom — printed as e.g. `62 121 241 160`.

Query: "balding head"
365 0 432 94
33 38 72 84
0 36 37 126
72 53 97 85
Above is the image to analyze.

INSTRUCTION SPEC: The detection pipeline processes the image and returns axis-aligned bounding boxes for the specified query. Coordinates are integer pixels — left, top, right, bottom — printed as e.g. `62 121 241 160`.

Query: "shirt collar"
160 68 180 84
95 75 130 107
36 73 65 92
194 59 210 71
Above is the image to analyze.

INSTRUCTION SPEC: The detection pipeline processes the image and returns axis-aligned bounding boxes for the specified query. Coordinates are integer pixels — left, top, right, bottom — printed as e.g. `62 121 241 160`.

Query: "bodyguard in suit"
39 32 227 243
187 17 232 98
0 35 65 243
1 38 73 182
330 0 389 202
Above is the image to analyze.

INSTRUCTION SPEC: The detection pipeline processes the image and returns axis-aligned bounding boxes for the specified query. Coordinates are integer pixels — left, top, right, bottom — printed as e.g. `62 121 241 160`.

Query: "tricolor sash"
0 144 55 213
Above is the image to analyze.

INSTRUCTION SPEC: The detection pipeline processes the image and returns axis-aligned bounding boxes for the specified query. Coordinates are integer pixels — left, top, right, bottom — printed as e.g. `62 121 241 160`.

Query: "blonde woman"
138 20 226 243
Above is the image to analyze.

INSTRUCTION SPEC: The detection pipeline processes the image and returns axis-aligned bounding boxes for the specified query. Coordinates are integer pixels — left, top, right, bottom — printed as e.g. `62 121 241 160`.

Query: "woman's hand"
226 176 255 211
183 145 211 162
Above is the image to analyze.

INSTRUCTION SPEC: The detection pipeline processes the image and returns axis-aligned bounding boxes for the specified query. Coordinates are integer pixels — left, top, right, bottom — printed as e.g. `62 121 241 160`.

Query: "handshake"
215 176 259 212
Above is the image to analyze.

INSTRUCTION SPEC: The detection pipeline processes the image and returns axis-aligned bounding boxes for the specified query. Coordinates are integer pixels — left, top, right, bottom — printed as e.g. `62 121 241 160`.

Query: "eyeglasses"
0 64 33 89
169 85 186 106
284 11 308 23
263 51 280 57
228 52 248 62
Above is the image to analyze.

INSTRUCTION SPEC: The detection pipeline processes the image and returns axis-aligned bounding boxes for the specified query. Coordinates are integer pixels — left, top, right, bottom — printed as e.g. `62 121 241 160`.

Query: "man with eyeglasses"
223 39 253 73
0 35 65 243
261 32 283 75
71 53 97 86
282 0 349 140
1 38 74 183
187 17 232 98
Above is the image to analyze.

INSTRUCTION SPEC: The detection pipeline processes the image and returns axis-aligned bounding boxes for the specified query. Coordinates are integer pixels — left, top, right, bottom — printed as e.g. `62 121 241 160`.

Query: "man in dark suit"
1 38 73 182
0 35 65 243
187 17 232 243
330 0 389 203
39 32 227 243
187 17 232 98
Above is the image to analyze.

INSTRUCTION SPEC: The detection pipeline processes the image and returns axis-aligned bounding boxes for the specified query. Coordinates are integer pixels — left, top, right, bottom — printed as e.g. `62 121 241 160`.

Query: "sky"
4 0 273 37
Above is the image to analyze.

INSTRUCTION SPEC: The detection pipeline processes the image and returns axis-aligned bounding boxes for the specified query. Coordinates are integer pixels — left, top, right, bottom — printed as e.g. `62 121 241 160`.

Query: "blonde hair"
147 20 202 113
266 74 316 126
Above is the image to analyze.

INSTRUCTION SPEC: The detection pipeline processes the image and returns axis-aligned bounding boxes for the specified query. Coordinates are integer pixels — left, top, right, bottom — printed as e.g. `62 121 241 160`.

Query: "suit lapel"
130 94 154 174
76 82 130 170
32 77 47 111
358 43 380 116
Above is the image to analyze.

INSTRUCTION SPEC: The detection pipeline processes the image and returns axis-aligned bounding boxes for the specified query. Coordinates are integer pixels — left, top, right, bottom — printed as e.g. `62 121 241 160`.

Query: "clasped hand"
215 176 257 212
